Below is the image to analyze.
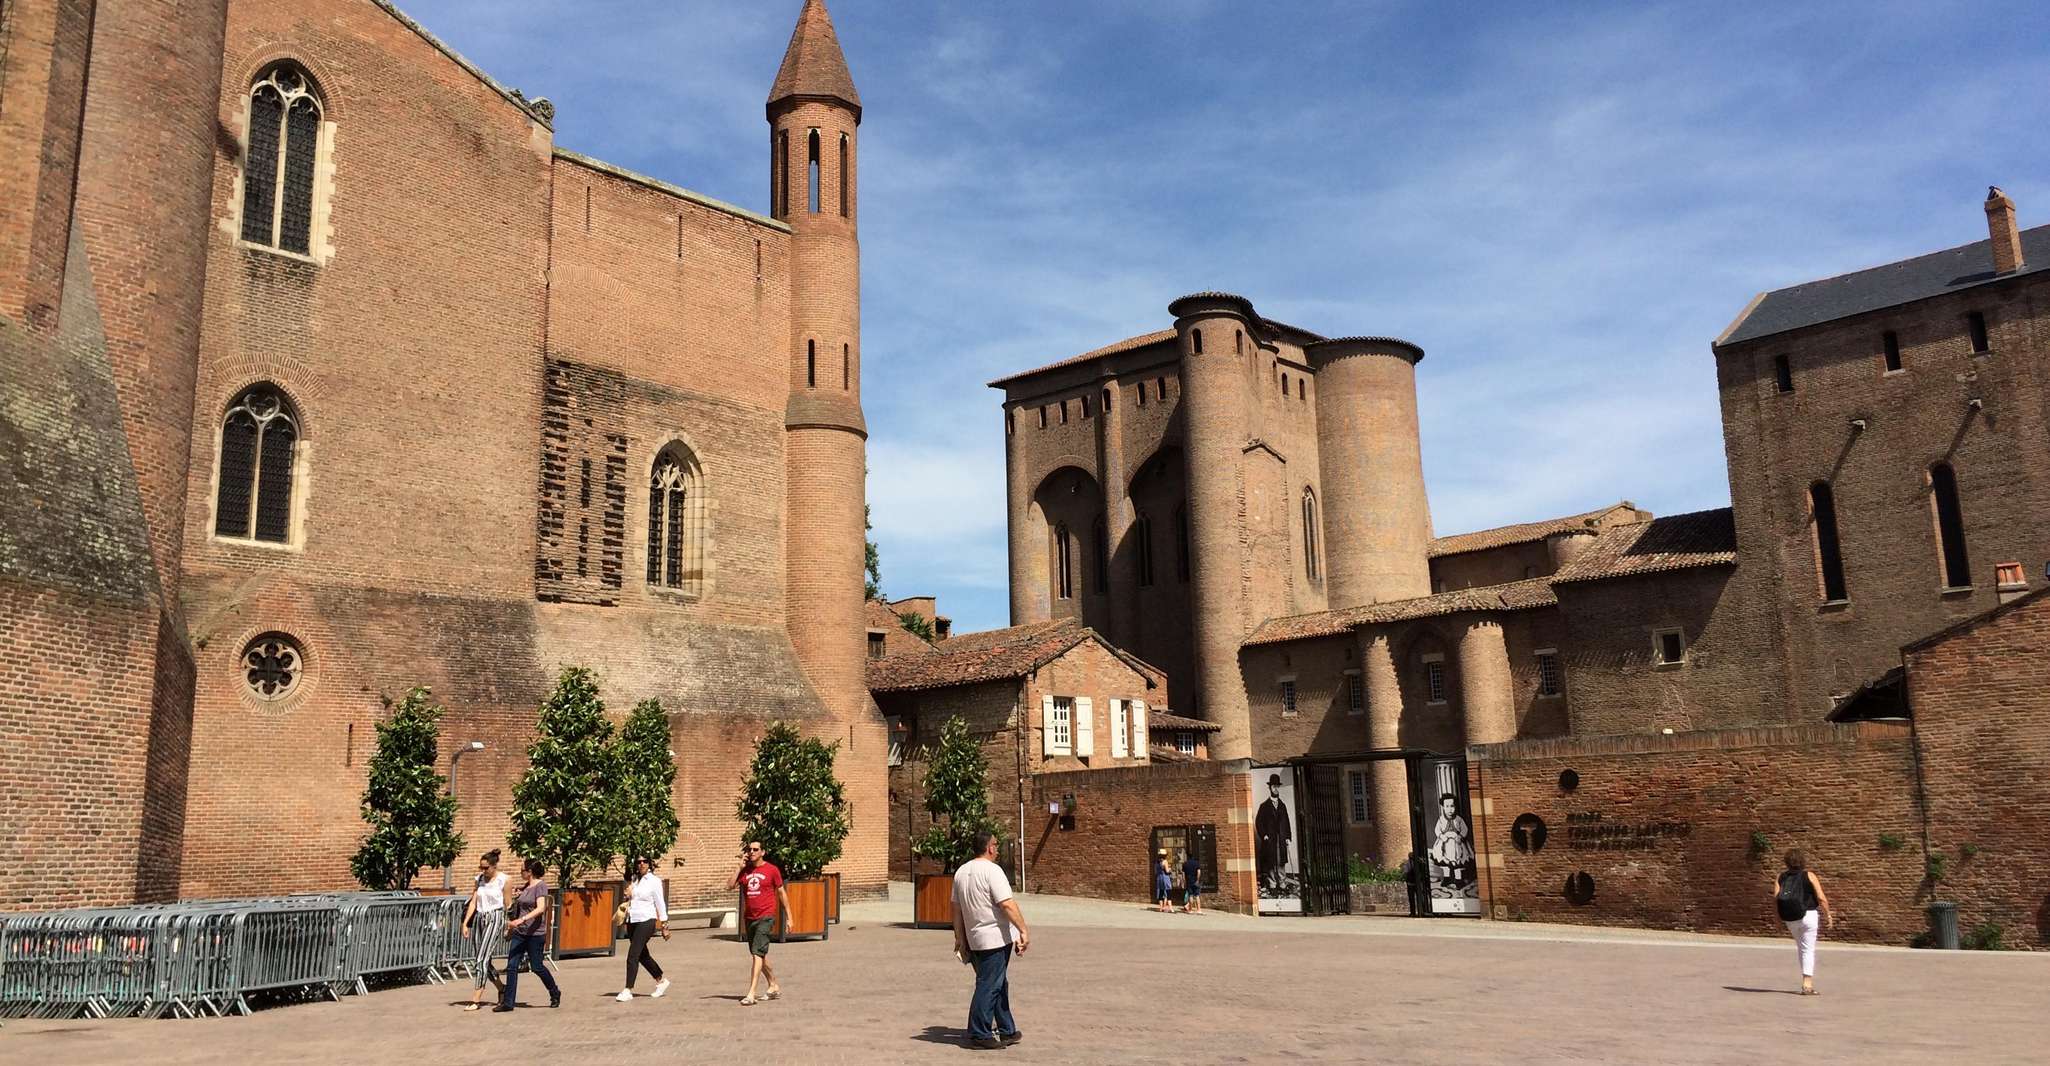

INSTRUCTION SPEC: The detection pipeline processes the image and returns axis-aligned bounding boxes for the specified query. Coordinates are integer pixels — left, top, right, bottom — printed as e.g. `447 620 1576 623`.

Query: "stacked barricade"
0 891 477 1020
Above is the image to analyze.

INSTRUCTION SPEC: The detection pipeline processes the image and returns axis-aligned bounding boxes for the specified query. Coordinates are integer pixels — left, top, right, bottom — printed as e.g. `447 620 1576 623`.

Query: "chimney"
1985 186 2023 274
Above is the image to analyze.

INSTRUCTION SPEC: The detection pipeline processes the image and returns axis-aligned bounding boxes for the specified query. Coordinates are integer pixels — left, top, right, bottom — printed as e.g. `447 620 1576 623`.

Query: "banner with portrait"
1248 764 1301 914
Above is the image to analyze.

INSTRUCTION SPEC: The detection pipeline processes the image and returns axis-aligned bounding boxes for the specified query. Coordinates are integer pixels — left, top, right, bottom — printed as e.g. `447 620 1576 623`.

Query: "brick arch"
1033 465 1105 628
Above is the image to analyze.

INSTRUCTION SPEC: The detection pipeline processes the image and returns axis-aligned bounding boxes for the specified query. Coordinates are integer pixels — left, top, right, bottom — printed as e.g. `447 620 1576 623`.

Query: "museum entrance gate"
1285 751 1479 918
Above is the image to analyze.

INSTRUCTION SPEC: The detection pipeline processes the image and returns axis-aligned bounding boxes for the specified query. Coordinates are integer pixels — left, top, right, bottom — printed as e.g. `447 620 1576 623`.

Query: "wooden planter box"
755 878 829 942
913 872 954 930
823 871 841 924
554 880 622 958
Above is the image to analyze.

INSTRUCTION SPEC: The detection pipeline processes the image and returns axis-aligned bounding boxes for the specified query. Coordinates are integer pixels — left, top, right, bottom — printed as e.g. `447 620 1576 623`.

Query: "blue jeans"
501 929 559 1007
967 945 1016 1041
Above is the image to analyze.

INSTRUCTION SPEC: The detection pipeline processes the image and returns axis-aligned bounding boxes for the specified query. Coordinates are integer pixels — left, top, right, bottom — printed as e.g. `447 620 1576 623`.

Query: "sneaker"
1000 1031 1023 1045
549 992 560 1009
491 1004 514 1013
652 978 670 999
967 1037 1004 1050
616 989 633 1002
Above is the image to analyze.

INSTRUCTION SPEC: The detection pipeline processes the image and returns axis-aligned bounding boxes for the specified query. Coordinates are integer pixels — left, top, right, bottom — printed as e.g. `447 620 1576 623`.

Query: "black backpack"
1774 873 1807 921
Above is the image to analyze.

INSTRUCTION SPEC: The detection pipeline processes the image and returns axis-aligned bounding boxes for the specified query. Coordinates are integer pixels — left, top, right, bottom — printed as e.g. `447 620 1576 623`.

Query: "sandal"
741 996 758 1006
464 1003 482 1012
766 989 781 1000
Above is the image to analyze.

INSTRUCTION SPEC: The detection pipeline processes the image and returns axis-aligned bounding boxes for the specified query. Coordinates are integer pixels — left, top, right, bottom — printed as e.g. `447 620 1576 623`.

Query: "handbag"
613 901 631 929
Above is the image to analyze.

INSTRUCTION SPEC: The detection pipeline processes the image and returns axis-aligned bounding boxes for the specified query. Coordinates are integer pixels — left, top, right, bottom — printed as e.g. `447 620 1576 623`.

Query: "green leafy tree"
864 504 883 601
350 687 464 890
736 721 850 881
508 666 620 889
912 716 1003 872
615 698 680 866
896 610 936 643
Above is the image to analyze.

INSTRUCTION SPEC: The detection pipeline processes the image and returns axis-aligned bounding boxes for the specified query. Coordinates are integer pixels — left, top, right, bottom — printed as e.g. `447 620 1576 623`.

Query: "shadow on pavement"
913 1026 973 1047
1722 986 1801 995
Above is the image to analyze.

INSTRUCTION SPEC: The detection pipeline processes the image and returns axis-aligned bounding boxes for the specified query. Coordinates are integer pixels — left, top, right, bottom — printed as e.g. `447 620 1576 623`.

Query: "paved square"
7 892 2042 1064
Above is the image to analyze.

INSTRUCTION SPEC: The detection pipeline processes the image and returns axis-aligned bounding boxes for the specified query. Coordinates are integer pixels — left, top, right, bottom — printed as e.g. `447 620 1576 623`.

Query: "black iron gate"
1301 763 1350 915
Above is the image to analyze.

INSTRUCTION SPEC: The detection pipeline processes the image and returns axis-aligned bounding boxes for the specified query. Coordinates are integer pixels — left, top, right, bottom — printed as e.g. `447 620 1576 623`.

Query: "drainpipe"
1015 685 1027 891
443 740 485 891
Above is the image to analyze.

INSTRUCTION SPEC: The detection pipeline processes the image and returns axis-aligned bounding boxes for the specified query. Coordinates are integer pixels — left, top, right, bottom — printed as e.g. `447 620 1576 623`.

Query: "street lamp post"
443 740 486 892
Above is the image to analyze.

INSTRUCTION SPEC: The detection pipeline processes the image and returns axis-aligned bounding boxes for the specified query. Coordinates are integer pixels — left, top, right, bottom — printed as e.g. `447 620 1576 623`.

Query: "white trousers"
1785 910 1819 977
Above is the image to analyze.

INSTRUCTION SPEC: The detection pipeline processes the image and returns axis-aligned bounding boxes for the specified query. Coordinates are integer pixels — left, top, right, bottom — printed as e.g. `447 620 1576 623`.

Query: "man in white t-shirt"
951 831 1029 1050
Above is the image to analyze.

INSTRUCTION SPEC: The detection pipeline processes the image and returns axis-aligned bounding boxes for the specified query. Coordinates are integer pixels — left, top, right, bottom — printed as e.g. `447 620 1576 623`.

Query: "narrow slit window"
1059 400 1069 425
807 129 821 214
837 133 849 218
1102 388 1111 412
807 340 816 388
1280 681 1298 719
1810 481 1849 602
774 131 789 219
1093 516 1109 594
1056 523 1074 600
1175 505 1190 583
1235 330 1243 354
1967 311 1989 353
1535 651 1563 697
1301 488 1320 581
843 343 850 390
1038 407 1048 429
1930 462 1971 589
1773 354 1794 393
1423 656 1447 704
1347 673 1364 716
1135 514 1155 587
1136 383 1148 408
1882 331 1902 372
1155 378 1167 401
1192 329 1203 354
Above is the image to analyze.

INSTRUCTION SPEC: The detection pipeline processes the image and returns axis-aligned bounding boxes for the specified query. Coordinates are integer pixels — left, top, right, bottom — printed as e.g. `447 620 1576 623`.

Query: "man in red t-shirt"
728 841 789 1005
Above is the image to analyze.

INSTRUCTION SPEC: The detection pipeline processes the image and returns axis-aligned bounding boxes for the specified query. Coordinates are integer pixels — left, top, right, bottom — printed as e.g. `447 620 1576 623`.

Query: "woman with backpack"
1771 850 1834 995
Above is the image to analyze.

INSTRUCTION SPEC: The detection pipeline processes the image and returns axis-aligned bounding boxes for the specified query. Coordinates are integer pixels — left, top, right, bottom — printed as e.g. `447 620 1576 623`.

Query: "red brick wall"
1717 268 2050 720
1905 591 2050 947
1025 760 1255 913
1470 723 1927 942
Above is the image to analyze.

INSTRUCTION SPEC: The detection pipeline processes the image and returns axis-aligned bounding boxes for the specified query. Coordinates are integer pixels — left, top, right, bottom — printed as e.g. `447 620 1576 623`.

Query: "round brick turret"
1169 292 1261 759
1308 337 1433 608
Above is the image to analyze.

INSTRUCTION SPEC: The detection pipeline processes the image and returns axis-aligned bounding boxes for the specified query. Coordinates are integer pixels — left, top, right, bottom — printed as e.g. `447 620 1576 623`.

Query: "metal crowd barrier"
0 891 468 1020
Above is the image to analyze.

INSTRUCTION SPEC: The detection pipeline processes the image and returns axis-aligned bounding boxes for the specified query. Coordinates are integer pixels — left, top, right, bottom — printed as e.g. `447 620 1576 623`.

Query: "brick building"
1 0 885 908
992 190 2050 927
868 615 1176 880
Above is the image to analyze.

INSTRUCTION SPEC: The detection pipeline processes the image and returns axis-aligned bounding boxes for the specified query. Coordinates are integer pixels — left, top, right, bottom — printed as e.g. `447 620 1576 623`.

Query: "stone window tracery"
241 65 323 255
647 446 705 596
242 633 304 701
214 385 299 543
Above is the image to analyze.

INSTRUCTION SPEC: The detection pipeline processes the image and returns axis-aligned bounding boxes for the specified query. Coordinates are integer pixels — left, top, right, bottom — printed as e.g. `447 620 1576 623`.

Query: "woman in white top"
462 849 509 1011
618 856 671 1002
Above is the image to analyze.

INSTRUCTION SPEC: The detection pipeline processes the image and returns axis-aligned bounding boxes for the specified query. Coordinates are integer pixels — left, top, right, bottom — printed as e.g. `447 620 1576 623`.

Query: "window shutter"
1132 700 1148 756
1110 701 1129 758
1041 695 1056 757
1075 697 1094 757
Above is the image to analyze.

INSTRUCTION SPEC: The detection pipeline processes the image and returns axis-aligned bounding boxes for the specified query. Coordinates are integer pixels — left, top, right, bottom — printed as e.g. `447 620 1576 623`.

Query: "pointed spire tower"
770 0 884 890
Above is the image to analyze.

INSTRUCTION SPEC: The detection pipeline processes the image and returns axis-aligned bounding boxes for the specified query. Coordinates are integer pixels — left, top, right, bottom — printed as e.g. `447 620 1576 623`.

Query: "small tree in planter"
735 722 849 938
350 687 464 891
508 666 621 953
614 698 680 867
910 716 1002 928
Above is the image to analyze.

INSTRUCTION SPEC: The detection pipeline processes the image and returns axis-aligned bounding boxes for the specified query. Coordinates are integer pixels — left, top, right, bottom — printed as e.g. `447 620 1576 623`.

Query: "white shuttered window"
1074 697 1094 756
1131 700 1149 755
1044 695 1073 756
1110 700 1130 758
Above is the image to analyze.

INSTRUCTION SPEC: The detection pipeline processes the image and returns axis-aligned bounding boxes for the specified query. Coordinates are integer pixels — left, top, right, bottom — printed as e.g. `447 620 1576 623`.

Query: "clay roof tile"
767 0 861 118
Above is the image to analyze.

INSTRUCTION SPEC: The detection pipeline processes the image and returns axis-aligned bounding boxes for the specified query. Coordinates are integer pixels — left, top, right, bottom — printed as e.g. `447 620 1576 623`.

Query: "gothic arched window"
1929 462 1971 590
647 446 705 595
241 65 323 254
1055 523 1074 600
1302 488 1321 581
214 385 299 543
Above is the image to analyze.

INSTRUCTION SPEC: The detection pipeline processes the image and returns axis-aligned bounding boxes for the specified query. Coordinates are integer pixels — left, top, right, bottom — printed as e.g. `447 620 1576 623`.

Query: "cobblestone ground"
7 891 2043 1065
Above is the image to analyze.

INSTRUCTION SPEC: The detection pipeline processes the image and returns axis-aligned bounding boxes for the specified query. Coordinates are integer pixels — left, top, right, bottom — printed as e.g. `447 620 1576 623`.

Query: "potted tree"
350 687 464 892
911 716 1002 929
613 698 681 935
736 722 849 941
508 666 623 958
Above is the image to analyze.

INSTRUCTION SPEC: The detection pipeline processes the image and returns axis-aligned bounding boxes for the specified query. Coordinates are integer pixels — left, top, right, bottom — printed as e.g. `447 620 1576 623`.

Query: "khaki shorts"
747 917 777 956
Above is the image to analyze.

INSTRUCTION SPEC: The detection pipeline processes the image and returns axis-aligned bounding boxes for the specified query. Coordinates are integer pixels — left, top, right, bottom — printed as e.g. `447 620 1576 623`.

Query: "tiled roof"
767 0 861 116
1429 502 1641 559
986 330 1178 388
868 618 1102 692
1718 221 2050 347
1149 710 1222 733
1242 577 1560 647
1552 508 1737 584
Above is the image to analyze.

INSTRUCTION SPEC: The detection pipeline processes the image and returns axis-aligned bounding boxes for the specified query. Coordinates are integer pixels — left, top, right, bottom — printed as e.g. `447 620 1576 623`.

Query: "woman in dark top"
496 858 562 1012
1771 850 1834 996
1181 851 1203 914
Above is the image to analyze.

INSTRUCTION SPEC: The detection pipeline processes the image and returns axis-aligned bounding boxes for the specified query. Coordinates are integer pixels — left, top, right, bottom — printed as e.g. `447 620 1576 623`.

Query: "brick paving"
6 892 2043 1065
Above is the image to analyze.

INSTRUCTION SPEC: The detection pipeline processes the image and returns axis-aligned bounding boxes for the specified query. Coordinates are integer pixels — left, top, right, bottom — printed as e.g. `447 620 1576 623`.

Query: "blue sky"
403 0 2050 635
